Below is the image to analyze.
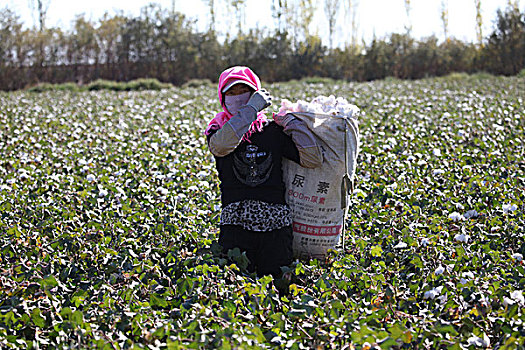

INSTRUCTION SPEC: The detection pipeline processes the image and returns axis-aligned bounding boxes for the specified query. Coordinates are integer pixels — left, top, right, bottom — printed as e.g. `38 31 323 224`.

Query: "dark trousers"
218 224 293 277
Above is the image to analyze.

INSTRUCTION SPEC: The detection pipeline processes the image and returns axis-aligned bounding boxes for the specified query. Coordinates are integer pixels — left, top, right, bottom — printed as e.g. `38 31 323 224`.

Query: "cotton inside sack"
282 110 360 259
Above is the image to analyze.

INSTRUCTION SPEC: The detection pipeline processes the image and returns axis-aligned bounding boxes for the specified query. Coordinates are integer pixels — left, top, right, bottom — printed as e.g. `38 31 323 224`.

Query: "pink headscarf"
204 66 268 142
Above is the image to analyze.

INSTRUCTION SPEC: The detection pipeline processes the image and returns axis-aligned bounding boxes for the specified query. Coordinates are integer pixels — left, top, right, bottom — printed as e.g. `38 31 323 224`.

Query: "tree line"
0 2 524 91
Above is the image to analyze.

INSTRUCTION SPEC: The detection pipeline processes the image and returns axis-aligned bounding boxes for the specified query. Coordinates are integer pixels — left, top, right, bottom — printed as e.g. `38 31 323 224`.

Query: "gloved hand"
246 89 272 113
273 113 296 128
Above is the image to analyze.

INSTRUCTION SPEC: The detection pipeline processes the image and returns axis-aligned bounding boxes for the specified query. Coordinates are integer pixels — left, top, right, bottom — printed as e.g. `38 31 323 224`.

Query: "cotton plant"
448 212 465 221
459 271 475 285
423 286 444 300
434 265 445 276
503 290 524 307
464 209 479 219
467 333 490 348
156 187 169 196
454 233 470 243
420 237 430 247
502 203 518 214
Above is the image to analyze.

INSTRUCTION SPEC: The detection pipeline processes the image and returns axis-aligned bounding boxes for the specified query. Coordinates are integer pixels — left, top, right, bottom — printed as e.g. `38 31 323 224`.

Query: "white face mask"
224 91 251 115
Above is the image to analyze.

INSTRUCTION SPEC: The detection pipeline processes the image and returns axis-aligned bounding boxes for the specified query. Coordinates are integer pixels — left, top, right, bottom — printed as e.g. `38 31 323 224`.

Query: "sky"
3 0 520 46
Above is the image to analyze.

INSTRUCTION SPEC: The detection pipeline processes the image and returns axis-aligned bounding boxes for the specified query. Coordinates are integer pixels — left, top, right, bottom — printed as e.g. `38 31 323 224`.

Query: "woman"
205 66 322 277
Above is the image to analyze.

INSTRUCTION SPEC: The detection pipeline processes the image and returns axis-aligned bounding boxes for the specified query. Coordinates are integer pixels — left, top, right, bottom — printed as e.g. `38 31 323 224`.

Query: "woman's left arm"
275 115 323 168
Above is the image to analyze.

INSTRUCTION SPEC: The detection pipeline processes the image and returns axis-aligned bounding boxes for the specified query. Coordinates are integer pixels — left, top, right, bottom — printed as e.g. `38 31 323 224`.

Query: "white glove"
246 89 272 112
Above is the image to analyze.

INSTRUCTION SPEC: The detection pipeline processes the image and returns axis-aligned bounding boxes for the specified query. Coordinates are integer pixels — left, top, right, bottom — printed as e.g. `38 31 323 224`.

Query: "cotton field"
0 75 524 348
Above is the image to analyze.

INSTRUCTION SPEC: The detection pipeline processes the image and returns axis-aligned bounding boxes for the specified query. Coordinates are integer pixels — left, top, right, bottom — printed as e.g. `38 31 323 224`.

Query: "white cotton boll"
278 99 293 115
280 99 293 109
454 233 470 243
279 96 359 119
460 271 474 284
433 169 445 175
174 193 186 201
420 238 430 247
503 297 515 307
510 290 524 305
297 100 310 112
423 286 443 299
467 334 490 348
407 155 416 162
464 210 479 219
502 204 518 213
511 253 523 262
463 271 475 279
336 96 348 105
448 212 464 221
99 189 108 197
433 148 442 156
86 174 96 182
196 171 208 179
435 266 445 275
393 241 408 249
156 187 169 196
19 170 29 180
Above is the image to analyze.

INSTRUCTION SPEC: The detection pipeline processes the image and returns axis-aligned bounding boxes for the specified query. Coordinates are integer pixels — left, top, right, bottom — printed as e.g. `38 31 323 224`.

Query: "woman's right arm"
207 106 257 157
208 90 272 157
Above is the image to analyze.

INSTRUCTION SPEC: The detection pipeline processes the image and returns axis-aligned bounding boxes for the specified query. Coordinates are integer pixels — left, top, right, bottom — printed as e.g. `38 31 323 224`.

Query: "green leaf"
71 311 84 326
331 300 345 310
150 293 168 308
371 245 383 257
39 275 58 289
389 323 404 338
31 308 46 328
379 337 399 348
251 327 266 343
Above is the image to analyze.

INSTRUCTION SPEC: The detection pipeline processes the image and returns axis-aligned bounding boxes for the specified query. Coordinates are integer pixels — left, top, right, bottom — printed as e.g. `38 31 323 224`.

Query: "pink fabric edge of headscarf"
204 66 268 143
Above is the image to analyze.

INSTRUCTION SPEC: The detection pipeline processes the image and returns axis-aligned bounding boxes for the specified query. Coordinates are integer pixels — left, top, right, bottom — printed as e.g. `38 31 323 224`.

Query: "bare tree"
28 0 50 32
344 0 359 48
228 0 246 34
506 0 519 10
404 0 412 35
324 0 340 49
202 0 216 31
474 0 482 45
440 0 449 41
272 0 289 33
282 0 317 44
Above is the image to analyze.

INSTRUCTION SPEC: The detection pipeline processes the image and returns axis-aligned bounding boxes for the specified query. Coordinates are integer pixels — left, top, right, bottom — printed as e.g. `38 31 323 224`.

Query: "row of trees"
0 3 524 91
